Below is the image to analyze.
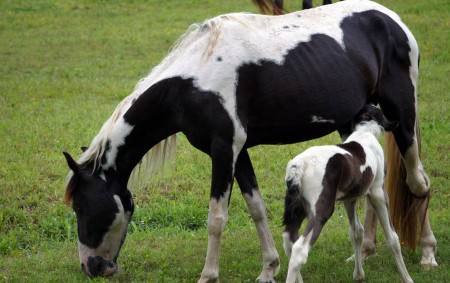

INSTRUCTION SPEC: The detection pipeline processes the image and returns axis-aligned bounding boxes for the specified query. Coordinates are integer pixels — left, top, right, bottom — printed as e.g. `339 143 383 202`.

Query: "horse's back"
157 1 418 147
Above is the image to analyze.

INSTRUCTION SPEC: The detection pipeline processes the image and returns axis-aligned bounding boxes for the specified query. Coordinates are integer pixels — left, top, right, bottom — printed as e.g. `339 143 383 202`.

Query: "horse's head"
352 104 399 133
63 152 134 277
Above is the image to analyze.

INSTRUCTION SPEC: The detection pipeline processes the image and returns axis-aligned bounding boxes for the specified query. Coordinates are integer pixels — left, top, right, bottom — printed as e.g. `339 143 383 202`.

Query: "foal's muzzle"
81 256 118 277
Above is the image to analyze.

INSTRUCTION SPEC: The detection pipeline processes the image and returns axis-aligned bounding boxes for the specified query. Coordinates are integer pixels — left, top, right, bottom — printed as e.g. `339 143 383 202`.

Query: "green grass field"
0 0 448 282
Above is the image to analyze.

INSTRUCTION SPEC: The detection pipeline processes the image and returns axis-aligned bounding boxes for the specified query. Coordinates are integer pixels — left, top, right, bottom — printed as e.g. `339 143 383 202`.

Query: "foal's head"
351 104 398 134
63 152 134 277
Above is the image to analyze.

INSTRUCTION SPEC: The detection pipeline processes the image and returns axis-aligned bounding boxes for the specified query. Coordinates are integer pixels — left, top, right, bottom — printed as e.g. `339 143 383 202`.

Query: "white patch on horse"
78 195 131 274
311 115 335 124
103 117 134 170
126 1 394 168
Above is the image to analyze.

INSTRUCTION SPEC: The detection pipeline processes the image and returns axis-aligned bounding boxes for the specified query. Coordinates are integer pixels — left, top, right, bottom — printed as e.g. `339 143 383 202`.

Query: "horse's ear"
80 146 88 153
63 152 80 174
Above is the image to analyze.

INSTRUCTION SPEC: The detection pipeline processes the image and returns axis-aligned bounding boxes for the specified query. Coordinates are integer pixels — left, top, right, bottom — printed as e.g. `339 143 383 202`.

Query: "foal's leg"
199 139 235 283
368 187 413 283
343 200 365 282
286 212 334 283
347 199 378 262
235 150 280 282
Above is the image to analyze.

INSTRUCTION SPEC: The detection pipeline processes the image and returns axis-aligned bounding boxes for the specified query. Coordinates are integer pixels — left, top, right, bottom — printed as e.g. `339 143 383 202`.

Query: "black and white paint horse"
282 105 412 283
253 0 334 14
63 1 437 281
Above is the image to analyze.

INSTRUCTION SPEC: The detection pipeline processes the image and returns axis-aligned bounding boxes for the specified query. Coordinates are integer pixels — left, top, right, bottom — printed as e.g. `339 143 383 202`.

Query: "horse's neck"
102 78 182 180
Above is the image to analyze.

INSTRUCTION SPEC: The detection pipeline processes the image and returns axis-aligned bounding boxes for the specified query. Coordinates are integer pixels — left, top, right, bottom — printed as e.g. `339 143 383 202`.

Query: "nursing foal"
282 105 413 283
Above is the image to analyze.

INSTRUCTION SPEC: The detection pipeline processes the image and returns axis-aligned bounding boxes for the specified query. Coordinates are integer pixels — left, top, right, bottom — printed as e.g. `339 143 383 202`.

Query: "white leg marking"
243 192 280 281
404 144 430 196
283 231 293 259
346 199 377 263
199 190 231 283
286 230 313 283
344 200 365 282
419 206 438 269
369 187 413 283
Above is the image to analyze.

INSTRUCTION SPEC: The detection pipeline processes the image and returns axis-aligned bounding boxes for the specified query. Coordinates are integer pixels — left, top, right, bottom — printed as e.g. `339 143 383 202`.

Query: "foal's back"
286 122 385 202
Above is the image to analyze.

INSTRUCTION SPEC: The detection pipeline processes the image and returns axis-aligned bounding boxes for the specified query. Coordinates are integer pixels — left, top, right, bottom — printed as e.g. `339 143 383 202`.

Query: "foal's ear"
383 119 399 132
63 152 81 174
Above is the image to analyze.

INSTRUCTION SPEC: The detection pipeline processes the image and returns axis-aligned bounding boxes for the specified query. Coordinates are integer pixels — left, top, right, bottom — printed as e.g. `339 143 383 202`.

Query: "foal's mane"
353 121 384 138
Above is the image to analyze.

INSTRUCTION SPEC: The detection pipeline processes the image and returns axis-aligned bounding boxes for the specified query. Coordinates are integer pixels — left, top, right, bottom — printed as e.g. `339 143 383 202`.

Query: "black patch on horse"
341 10 415 155
235 33 371 147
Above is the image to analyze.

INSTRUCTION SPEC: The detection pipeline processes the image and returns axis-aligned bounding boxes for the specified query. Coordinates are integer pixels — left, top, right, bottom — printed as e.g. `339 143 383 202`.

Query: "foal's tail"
252 0 285 15
283 162 305 227
384 123 428 250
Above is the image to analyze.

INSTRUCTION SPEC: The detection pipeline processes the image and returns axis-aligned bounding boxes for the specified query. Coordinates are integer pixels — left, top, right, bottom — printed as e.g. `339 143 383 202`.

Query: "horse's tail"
252 0 285 15
128 134 177 189
384 121 428 250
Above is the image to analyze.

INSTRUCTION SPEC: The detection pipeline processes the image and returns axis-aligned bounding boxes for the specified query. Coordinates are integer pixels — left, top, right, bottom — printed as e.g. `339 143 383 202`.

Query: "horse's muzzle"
81 256 118 277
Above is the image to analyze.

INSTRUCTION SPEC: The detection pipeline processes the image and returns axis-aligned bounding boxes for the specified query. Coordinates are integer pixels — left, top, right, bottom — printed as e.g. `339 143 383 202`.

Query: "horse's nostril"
81 263 86 272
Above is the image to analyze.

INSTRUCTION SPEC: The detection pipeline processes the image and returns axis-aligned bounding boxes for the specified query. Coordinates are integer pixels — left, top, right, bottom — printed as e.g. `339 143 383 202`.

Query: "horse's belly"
239 35 375 147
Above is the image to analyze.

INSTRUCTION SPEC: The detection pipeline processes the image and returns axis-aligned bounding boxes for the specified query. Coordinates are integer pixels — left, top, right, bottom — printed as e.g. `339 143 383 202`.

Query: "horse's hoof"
198 276 219 283
421 260 438 270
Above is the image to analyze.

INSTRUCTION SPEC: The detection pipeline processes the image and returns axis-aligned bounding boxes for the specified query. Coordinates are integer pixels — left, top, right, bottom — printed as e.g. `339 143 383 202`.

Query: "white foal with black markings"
283 105 413 283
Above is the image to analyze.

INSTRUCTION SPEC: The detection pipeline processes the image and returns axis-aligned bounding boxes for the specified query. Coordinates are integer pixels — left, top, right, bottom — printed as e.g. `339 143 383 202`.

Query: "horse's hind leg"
419 204 438 268
380 96 429 197
235 150 280 282
368 186 413 283
379 53 436 263
343 200 365 282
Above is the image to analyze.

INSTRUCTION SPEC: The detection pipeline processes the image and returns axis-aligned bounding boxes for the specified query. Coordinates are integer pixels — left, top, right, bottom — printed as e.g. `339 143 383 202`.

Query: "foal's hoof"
346 251 377 263
256 274 276 283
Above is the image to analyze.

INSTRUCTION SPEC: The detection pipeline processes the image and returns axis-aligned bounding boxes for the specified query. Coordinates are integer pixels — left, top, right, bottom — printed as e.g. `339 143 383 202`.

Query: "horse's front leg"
198 139 236 283
235 150 280 282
